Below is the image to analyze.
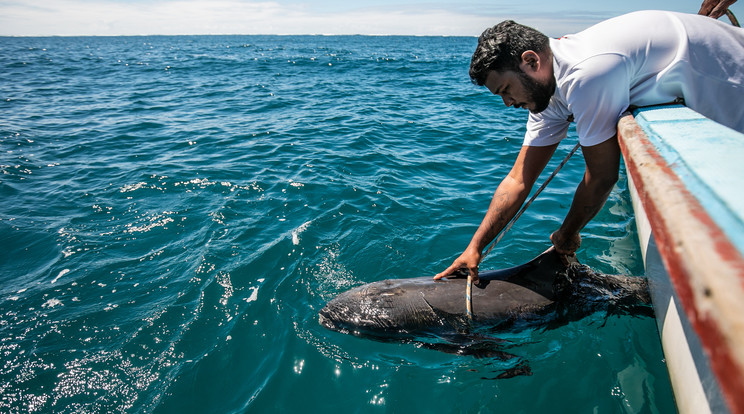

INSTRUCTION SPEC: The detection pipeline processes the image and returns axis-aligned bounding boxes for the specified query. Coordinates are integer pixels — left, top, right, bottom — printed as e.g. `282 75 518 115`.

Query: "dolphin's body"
319 248 651 339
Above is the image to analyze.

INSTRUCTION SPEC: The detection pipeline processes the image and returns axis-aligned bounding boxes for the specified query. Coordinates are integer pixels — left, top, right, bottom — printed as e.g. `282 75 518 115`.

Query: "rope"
465 142 581 320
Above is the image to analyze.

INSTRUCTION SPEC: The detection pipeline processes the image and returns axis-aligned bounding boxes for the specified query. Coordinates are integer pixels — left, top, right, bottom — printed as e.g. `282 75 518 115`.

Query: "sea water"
0 35 675 413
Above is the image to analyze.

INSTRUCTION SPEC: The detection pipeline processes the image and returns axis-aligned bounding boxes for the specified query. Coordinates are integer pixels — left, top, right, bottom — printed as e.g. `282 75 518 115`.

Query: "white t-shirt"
524 10 744 147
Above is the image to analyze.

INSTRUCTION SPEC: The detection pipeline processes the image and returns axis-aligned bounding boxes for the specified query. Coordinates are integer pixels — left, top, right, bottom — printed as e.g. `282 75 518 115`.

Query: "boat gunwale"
617 107 744 414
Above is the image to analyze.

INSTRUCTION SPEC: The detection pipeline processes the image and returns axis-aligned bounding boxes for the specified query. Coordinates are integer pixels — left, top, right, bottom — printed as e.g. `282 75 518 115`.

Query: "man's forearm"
557 135 621 240
558 174 614 237
468 176 530 252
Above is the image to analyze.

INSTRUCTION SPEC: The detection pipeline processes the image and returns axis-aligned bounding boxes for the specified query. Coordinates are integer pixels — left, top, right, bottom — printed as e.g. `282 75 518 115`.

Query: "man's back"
530 10 744 146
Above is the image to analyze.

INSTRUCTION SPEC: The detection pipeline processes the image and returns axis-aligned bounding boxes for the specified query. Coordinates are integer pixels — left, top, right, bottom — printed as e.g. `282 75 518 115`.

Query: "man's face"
484 69 555 114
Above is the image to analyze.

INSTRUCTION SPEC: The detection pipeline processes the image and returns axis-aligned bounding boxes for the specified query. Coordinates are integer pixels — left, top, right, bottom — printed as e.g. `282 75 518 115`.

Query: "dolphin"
318 248 652 340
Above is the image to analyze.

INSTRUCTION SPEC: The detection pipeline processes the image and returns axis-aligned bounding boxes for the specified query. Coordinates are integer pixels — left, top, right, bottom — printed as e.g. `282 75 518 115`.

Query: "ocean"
0 35 674 413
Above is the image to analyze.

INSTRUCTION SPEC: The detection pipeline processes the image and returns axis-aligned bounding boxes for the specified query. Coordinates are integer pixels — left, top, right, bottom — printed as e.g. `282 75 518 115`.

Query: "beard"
517 71 555 114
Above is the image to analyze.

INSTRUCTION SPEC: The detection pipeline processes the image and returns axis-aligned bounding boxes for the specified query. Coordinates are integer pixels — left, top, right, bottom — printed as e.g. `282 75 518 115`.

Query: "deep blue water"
0 35 674 413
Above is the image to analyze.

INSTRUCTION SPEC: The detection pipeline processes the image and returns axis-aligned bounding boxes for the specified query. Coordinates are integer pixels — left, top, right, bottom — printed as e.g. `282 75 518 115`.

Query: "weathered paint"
633 106 744 258
617 106 744 414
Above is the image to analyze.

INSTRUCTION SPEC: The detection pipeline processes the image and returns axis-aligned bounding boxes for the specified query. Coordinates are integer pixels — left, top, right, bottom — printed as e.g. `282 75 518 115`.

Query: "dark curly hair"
469 20 550 86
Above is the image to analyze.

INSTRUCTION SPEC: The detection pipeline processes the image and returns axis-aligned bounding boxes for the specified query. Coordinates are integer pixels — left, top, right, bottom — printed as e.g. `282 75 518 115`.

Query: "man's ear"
520 50 540 73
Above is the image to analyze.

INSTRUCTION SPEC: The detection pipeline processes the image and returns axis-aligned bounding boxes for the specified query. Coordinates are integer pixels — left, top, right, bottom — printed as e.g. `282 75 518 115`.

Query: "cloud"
0 0 612 36
1 0 284 36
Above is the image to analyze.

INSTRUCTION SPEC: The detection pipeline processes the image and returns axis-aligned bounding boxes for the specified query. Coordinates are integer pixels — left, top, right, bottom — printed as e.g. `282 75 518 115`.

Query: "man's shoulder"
549 10 684 73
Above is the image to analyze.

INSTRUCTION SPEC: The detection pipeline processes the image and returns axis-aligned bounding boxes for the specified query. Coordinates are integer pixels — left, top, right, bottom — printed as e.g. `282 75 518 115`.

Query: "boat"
617 104 744 414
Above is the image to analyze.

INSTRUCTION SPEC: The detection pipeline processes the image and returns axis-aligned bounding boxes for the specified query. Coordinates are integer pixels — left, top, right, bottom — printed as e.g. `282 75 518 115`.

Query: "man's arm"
550 135 620 254
435 143 558 282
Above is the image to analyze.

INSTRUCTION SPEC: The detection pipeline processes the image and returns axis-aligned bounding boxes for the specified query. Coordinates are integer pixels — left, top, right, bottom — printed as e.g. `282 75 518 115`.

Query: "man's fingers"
550 230 581 255
434 263 459 280
699 0 736 18
435 262 477 280
468 266 479 284
710 3 730 19
699 0 716 15
553 245 573 255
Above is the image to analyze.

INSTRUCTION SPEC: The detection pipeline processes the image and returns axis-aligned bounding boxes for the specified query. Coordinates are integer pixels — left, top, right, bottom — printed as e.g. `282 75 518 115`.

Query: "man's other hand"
699 0 737 19
434 246 482 284
550 229 581 255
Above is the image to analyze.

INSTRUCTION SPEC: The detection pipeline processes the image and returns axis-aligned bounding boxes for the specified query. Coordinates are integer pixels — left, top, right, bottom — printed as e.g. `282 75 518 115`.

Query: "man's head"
470 20 555 113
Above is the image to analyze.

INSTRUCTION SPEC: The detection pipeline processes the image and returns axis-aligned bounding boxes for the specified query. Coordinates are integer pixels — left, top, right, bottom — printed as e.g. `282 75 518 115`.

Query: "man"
435 10 744 283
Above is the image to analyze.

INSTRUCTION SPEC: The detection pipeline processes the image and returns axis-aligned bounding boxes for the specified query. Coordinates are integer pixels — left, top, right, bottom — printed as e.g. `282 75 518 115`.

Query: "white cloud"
1 0 285 36
0 0 610 36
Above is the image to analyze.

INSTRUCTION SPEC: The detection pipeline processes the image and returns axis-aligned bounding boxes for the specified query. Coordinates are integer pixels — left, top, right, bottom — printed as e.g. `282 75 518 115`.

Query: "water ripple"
0 35 671 413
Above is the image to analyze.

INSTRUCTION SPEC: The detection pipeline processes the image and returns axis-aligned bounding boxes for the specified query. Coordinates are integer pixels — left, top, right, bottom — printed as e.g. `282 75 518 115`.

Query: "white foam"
245 286 259 303
51 269 70 284
42 298 63 308
291 221 312 245
244 279 265 303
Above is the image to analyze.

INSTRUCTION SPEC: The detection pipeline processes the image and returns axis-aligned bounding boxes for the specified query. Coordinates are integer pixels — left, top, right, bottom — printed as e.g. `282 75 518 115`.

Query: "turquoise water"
0 35 674 412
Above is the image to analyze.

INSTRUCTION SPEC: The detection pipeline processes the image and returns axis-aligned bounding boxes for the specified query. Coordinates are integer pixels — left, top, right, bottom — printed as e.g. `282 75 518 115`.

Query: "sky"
0 0 742 37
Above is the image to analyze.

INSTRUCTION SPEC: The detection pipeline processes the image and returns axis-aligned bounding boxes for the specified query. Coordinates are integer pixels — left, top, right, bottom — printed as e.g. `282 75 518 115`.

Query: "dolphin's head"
319 282 402 334
318 289 370 333
319 279 442 336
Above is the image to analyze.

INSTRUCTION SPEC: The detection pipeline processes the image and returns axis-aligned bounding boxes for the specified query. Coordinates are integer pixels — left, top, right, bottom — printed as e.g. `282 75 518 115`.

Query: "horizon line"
0 33 480 38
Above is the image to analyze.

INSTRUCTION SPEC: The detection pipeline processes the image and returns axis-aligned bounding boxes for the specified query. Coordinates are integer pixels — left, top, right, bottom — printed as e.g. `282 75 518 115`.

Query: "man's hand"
550 229 581 255
434 246 482 284
699 0 737 19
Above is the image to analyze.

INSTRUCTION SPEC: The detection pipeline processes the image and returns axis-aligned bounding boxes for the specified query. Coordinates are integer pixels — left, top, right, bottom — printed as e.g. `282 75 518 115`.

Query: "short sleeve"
523 102 571 147
563 54 630 146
